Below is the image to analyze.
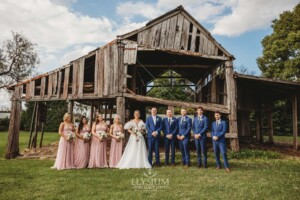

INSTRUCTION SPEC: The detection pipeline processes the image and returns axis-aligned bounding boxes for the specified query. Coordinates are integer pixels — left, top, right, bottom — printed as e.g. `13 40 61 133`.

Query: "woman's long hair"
95 114 102 125
78 116 87 131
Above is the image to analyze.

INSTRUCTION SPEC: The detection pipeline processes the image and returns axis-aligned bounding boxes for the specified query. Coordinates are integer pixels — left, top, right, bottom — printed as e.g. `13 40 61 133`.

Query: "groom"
146 107 162 166
177 108 192 168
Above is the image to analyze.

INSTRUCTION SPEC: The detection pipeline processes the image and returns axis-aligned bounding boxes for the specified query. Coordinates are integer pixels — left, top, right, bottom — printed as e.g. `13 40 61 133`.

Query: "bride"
117 110 151 169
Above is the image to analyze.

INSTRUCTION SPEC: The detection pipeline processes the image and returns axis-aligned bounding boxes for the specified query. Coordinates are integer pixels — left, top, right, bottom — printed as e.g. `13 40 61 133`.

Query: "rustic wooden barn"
5 6 299 159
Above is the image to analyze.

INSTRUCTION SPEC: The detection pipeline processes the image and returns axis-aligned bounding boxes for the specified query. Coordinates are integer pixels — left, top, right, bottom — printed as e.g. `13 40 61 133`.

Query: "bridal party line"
52 106 231 172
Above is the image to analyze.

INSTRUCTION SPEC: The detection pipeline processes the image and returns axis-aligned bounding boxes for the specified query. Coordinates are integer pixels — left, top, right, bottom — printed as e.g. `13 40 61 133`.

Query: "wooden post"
39 122 45 148
90 101 94 130
211 73 217 103
255 110 263 143
68 100 74 122
31 102 40 148
130 66 137 93
116 97 125 124
292 96 298 150
6 86 22 159
28 102 37 148
267 104 274 144
225 61 239 151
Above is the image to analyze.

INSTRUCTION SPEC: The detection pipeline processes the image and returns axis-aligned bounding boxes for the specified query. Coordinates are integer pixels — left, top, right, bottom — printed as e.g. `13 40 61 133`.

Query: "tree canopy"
257 3 300 80
0 32 39 89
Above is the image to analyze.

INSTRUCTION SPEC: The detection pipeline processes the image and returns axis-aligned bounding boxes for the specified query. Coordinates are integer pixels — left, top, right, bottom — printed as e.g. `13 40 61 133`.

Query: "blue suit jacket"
192 115 208 138
211 120 227 143
146 115 163 139
162 117 178 137
177 116 192 138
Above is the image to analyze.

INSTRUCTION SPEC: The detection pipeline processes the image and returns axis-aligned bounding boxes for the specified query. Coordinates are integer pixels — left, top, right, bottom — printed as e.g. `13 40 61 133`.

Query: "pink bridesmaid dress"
52 123 75 170
109 125 123 168
88 123 108 168
74 126 90 169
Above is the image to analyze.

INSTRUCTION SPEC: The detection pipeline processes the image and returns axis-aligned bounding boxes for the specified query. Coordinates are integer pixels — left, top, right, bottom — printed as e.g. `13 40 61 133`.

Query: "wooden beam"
225 61 239 151
267 104 274 144
123 92 229 114
255 110 263 143
292 96 298 150
6 86 22 159
68 100 74 122
116 96 125 124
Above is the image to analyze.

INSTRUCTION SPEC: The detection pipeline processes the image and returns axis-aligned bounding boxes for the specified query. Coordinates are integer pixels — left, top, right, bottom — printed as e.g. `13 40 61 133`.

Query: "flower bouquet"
133 125 146 142
97 130 108 139
83 132 92 140
66 130 75 141
116 131 125 139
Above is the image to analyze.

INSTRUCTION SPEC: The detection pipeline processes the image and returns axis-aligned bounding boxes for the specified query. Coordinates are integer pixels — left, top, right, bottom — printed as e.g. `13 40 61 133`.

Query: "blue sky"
0 0 298 107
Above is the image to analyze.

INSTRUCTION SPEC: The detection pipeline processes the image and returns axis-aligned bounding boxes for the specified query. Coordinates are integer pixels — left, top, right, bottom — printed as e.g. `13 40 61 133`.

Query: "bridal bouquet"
83 132 91 140
116 132 125 139
133 125 146 142
66 131 75 141
97 131 107 139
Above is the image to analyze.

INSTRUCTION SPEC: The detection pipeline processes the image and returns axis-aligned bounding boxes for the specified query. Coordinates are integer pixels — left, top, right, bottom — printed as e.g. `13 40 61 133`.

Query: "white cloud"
117 0 298 36
211 0 299 36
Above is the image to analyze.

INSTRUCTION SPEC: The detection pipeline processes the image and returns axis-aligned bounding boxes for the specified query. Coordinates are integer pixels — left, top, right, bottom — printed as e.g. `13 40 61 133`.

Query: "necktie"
168 118 171 126
153 116 156 125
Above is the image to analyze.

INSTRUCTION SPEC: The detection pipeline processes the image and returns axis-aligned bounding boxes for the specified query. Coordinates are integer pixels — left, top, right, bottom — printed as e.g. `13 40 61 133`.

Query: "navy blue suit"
211 120 229 168
162 117 178 164
177 116 192 165
146 115 162 165
192 115 208 167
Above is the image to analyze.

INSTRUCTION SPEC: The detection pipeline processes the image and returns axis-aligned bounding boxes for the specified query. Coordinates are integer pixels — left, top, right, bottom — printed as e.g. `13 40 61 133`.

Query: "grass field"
0 131 300 200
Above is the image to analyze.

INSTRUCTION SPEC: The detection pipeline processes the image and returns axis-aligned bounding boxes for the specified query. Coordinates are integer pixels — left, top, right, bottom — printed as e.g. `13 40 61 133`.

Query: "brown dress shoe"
225 168 231 173
216 166 221 170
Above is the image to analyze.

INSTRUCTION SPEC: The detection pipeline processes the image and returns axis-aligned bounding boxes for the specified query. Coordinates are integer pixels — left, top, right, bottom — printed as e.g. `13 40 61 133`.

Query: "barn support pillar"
116 96 126 124
225 61 239 151
6 86 22 159
67 100 74 122
266 104 274 144
292 95 298 150
255 110 263 143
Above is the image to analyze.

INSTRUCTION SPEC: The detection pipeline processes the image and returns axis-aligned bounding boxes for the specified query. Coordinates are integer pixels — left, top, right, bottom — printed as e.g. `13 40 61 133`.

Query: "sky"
0 0 298 108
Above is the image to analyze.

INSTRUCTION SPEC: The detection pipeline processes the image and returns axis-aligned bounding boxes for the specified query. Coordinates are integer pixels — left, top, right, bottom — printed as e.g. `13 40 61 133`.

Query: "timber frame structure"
6 6 300 159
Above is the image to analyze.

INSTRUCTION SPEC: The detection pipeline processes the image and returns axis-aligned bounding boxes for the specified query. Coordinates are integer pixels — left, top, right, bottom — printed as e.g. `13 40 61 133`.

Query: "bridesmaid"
74 116 90 169
52 113 75 170
109 115 124 168
88 114 109 168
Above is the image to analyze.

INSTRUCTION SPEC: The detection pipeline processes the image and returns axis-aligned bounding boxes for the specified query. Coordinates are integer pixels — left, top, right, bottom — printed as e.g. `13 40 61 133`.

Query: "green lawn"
0 131 300 199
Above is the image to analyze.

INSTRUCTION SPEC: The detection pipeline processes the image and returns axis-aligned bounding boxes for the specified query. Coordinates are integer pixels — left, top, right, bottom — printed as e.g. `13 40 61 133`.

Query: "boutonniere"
171 119 174 122
156 117 159 121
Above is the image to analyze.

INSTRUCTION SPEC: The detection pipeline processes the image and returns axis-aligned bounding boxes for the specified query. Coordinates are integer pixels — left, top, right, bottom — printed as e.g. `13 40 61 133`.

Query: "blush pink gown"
52 123 75 170
109 125 123 168
88 123 108 168
74 126 90 169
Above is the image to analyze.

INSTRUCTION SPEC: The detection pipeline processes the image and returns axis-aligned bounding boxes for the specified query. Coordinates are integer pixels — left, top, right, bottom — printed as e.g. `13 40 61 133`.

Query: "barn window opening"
83 55 95 94
34 78 41 96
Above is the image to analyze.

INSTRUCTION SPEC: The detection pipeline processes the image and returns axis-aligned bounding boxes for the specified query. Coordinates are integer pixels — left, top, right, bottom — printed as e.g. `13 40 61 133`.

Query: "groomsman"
162 109 178 166
177 108 192 168
146 107 162 166
211 111 231 172
192 107 208 168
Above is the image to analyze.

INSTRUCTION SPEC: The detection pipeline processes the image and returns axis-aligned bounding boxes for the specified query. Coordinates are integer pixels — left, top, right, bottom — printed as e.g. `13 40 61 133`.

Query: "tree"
147 70 195 114
257 3 300 80
0 32 39 89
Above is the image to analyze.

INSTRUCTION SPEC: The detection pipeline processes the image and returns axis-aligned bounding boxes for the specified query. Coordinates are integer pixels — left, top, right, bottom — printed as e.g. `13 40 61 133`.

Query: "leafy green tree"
147 70 195 114
21 101 67 132
257 3 300 80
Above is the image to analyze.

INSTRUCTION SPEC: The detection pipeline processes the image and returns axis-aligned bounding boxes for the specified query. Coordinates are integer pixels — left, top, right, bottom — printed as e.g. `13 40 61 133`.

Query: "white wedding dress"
116 120 151 169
